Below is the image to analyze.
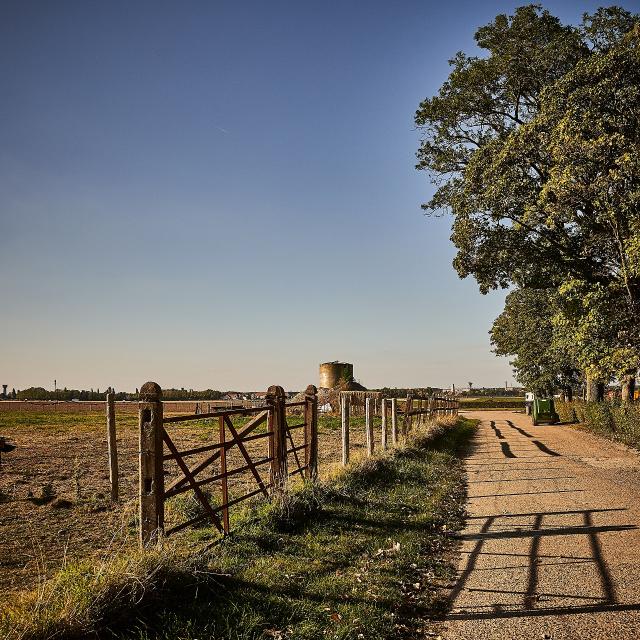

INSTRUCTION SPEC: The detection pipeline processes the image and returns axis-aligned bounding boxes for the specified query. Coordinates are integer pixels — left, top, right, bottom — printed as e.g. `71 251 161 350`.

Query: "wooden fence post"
391 398 398 444
365 397 374 456
267 385 288 492
381 398 388 450
404 394 413 436
304 385 318 480
106 390 118 502
139 382 164 547
341 394 350 465
218 416 230 534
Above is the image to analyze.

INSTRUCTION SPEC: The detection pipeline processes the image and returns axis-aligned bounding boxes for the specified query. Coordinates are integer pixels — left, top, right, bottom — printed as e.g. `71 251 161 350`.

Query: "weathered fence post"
218 416 230 534
267 385 288 492
365 397 374 456
106 390 118 502
404 393 413 436
381 398 388 450
139 382 164 547
341 394 350 465
304 385 318 480
391 398 398 444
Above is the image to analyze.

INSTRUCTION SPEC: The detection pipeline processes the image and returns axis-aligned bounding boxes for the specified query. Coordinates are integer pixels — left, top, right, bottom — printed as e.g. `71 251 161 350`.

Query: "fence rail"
339 392 459 463
138 382 318 546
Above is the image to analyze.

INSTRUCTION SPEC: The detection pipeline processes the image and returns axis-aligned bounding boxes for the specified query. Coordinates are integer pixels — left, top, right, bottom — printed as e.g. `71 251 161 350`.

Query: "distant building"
319 361 366 390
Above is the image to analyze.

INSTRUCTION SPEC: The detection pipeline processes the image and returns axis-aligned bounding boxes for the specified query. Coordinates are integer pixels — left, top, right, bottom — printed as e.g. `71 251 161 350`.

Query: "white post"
391 398 398 444
365 397 374 456
341 394 350 465
381 398 388 450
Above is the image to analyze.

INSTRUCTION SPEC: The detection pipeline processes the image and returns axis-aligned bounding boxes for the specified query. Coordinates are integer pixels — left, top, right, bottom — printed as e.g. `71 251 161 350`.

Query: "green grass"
0 410 140 434
1 417 476 640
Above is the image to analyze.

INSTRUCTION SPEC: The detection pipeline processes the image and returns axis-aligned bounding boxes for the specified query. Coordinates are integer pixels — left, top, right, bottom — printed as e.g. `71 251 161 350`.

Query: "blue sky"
1 1 633 392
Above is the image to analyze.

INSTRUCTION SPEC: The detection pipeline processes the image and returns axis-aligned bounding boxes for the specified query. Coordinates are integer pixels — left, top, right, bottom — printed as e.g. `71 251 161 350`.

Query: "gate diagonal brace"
285 423 304 476
224 415 269 497
162 429 224 533
166 410 268 495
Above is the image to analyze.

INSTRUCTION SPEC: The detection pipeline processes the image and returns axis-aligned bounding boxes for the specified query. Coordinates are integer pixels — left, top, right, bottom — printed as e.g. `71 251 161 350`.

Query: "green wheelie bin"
532 398 559 426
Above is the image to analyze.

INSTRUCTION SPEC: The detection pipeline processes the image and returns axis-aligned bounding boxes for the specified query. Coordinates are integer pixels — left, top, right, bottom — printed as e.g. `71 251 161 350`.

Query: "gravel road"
443 410 640 639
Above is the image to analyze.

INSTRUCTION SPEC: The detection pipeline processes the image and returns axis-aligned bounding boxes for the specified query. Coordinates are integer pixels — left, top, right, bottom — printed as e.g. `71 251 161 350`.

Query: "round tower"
319 362 354 389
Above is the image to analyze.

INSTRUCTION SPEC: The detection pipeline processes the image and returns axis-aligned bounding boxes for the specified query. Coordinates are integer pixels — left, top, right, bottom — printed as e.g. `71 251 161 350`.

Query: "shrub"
556 400 640 449
583 401 615 434
458 397 524 409
609 404 640 447
555 401 576 423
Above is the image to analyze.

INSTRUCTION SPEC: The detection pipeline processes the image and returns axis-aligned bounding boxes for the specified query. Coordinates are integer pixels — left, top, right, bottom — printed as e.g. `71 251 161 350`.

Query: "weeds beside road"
1 417 476 640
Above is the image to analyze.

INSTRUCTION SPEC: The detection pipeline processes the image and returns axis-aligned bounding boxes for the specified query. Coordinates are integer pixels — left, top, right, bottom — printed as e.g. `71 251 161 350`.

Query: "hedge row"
557 400 640 449
458 397 525 409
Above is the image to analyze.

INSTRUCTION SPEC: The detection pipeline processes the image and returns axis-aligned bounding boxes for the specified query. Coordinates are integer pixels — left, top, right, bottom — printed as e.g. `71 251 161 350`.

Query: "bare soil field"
0 400 258 414
0 408 383 599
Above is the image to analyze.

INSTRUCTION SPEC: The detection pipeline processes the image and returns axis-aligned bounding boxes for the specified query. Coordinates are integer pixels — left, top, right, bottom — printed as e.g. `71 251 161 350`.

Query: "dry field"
0 406 386 599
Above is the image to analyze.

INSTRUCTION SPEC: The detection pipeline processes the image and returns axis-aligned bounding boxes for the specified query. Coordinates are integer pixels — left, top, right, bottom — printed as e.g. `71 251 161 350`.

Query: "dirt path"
443 410 640 639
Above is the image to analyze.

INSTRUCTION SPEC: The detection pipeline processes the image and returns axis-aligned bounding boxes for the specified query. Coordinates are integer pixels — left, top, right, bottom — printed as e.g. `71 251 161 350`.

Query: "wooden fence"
138 382 318 546
339 393 458 465
136 383 458 546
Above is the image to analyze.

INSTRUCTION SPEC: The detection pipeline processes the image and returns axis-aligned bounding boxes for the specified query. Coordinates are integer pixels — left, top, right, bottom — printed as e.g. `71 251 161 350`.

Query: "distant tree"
491 288 580 397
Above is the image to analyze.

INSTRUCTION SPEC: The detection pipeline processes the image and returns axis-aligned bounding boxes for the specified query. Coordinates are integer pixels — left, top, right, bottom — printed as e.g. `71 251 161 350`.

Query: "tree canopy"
416 5 639 391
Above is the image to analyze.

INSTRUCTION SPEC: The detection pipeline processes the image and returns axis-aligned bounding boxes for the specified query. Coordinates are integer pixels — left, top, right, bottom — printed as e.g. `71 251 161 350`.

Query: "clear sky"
1 0 633 393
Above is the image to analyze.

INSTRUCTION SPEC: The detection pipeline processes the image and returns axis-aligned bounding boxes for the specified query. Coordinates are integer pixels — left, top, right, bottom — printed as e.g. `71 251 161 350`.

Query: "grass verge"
2 417 476 640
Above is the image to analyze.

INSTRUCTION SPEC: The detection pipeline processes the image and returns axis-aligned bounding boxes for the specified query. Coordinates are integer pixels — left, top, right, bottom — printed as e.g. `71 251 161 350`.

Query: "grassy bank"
557 400 640 449
1 417 476 640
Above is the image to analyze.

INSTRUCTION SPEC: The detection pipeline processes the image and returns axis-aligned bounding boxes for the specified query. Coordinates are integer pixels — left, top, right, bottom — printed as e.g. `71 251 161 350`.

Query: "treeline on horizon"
372 387 522 397
7 387 226 401
4 386 525 402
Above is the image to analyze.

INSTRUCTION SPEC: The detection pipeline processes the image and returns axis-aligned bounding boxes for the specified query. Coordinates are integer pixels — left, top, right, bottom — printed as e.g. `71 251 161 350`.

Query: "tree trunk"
622 374 636 403
565 386 573 402
586 375 605 402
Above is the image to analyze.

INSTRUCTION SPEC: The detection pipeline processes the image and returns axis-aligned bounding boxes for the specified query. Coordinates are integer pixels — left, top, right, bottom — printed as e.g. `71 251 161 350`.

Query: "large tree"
416 5 639 383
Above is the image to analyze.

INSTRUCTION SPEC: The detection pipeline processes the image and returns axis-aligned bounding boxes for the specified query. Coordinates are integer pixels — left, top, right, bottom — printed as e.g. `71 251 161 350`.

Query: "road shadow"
447 508 638 620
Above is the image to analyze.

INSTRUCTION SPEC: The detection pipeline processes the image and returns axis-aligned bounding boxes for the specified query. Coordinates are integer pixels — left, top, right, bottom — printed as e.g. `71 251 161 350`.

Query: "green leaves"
416 5 640 385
